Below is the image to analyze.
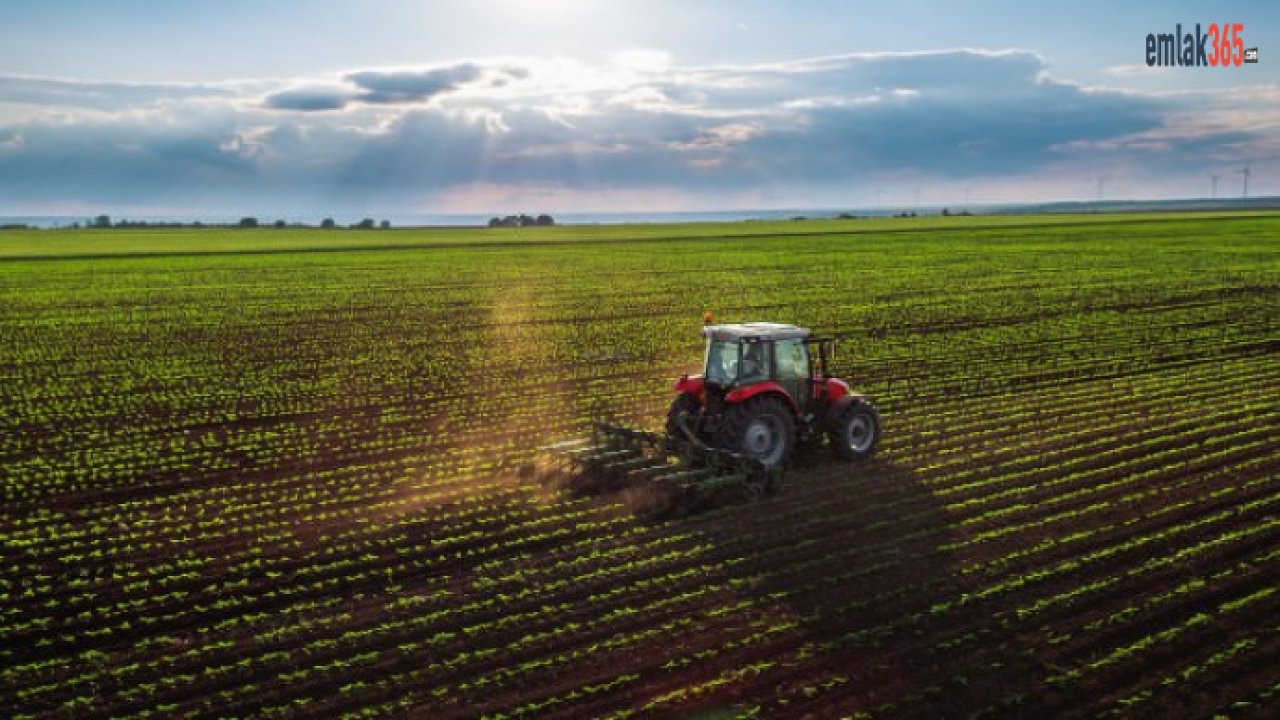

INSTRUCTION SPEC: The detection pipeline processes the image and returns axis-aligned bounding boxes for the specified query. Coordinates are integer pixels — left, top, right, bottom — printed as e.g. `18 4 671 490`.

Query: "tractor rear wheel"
665 393 702 443
830 401 880 461
719 396 795 468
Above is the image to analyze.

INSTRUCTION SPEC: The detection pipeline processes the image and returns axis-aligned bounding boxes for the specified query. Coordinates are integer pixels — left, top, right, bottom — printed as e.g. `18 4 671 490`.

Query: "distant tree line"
69 215 395 230
0 208 987 234
487 214 555 228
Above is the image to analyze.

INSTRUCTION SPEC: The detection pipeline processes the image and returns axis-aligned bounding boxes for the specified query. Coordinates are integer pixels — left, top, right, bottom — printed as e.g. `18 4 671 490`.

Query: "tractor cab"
671 320 878 468
704 323 805 386
699 322 844 413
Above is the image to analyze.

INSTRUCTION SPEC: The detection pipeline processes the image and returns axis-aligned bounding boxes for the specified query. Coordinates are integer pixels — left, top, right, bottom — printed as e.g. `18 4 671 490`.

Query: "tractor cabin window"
705 340 740 386
706 340 771 387
775 339 809 380
774 339 810 402
739 341 770 384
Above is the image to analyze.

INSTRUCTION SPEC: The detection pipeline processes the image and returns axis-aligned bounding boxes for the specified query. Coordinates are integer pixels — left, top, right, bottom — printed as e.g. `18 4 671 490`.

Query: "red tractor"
665 321 880 468
542 319 880 508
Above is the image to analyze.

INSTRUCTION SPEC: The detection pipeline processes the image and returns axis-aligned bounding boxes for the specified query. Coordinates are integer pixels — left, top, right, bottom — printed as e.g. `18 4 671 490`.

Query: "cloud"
1106 64 1173 78
0 111 256 205
0 74 235 111
261 62 523 112
1 50 1277 213
0 129 22 151
347 63 483 104
262 85 352 111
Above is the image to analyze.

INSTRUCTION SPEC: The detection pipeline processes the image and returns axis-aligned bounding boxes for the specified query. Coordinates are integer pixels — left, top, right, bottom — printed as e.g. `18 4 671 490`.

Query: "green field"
2 212 1278 718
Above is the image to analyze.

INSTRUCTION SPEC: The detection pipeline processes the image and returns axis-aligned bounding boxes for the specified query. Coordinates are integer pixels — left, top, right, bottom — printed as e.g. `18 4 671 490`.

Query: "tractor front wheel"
720 396 796 468
830 401 880 461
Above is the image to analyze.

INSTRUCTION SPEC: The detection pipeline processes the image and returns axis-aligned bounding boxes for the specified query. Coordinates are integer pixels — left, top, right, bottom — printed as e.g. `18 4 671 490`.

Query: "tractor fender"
674 374 705 396
726 381 801 416
825 393 869 428
822 377 851 401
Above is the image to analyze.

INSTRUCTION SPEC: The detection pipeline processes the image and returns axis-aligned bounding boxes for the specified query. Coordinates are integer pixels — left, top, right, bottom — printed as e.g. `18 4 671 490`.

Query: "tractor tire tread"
718 395 797 468
829 400 881 461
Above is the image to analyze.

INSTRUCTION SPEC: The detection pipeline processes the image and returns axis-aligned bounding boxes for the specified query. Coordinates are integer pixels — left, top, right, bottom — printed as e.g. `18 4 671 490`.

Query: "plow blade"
537 420 781 514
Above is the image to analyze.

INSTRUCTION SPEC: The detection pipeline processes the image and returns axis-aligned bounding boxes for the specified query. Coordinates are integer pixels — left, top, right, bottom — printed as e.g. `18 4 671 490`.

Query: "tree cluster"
487 214 555 228
77 215 393 230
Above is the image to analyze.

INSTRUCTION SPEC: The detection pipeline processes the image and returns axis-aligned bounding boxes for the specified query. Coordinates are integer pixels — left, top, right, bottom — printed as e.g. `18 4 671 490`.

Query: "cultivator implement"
539 420 781 513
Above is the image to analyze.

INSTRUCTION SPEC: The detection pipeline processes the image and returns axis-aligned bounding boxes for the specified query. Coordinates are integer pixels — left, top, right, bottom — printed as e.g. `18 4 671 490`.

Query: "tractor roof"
702 322 811 342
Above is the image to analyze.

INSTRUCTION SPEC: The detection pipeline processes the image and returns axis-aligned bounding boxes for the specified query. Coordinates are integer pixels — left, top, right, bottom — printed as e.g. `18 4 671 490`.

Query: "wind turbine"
1240 163 1251 198
1211 174 1219 199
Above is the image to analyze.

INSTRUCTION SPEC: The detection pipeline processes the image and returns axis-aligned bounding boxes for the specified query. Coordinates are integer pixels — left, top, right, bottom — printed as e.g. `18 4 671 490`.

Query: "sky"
0 0 1277 217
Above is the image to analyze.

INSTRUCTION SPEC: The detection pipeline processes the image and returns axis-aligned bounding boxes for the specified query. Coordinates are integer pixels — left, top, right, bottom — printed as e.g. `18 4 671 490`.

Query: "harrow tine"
629 458 684 480
577 448 644 464
561 447 611 463
542 437 596 452
610 455 672 475
652 466 719 487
